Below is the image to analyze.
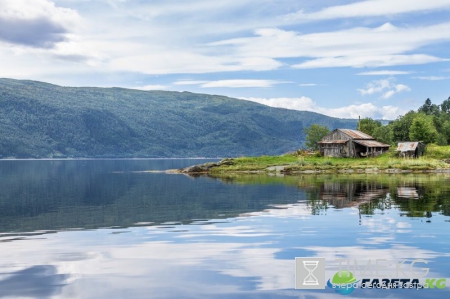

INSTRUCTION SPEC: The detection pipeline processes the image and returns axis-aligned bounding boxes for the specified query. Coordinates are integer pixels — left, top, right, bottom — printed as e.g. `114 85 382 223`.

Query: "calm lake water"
0 159 449 298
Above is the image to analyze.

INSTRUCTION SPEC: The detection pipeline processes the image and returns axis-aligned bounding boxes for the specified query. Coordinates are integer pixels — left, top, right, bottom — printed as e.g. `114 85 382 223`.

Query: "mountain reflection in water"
0 161 449 298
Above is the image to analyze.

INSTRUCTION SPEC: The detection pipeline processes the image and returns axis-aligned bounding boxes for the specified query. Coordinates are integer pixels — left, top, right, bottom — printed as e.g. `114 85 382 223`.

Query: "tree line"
305 96 450 150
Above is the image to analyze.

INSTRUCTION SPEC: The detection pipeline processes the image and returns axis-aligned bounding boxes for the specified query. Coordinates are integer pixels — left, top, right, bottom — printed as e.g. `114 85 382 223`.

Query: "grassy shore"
207 145 450 174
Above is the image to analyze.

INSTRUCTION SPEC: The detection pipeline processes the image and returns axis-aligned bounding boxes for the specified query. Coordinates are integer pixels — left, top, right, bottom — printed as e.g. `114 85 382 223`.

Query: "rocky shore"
177 158 235 174
176 158 450 175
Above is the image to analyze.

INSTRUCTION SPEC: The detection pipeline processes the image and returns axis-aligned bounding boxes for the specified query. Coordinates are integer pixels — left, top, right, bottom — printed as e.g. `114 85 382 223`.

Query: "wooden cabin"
396 141 426 158
318 129 390 158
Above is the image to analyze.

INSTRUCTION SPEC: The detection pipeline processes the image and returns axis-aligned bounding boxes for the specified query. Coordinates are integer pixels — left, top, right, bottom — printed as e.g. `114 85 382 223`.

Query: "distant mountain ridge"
0 78 357 158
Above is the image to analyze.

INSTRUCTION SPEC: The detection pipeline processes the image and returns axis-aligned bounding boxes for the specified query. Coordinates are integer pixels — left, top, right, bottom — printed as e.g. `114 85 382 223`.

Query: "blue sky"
1 0 449 119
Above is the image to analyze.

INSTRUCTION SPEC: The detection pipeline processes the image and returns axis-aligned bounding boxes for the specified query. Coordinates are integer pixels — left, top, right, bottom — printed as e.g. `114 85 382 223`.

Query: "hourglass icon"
302 260 319 285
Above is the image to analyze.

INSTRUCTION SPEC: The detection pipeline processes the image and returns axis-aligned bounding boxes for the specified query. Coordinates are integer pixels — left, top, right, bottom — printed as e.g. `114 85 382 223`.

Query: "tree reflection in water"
298 174 450 219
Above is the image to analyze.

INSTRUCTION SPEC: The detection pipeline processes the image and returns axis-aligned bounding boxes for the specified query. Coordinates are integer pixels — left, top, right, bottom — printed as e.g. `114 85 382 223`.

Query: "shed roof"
338 129 374 140
353 140 391 148
396 141 423 152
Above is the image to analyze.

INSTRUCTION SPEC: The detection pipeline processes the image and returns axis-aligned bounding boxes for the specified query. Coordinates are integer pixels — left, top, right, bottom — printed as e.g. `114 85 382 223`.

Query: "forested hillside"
0 78 356 158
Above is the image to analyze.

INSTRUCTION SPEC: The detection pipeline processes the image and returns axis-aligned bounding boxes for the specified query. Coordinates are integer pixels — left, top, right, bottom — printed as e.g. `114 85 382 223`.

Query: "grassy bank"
207 145 450 174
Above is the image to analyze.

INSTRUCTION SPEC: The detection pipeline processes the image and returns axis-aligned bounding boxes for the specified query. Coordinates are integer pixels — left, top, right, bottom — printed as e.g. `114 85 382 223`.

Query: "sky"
0 0 449 120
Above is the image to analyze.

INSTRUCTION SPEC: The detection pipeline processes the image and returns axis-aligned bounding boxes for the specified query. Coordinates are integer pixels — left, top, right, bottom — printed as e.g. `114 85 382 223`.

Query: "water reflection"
1 161 449 235
0 199 448 298
0 161 449 298
211 174 450 219
0 266 68 298
0 159 302 233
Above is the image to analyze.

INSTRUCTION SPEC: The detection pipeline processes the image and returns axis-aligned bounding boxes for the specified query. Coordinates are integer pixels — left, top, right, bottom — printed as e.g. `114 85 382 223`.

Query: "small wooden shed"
396 141 426 158
318 129 390 158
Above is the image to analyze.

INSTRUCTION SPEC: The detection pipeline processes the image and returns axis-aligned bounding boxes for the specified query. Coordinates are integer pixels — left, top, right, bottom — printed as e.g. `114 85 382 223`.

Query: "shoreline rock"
177 160 450 175
178 158 234 174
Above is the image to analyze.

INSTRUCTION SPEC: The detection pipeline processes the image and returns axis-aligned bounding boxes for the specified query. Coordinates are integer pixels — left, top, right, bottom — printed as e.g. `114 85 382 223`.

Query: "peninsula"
179 145 450 175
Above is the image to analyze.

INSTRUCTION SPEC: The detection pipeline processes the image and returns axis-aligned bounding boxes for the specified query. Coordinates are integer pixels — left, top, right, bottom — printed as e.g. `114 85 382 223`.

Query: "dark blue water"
0 160 449 298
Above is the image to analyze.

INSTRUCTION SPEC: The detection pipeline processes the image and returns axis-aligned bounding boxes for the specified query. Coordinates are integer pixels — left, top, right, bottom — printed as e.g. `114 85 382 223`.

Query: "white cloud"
103 0 264 19
173 80 208 85
133 84 169 90
1 1 449 81
0 1 290 76
173 79 288 88
215 22 450 69
1 0 449 92
396 222 412 229
0 0 81 48
357 70 411 76
100 0 289 37
239 96 406 120
413 76 450 81
200 79 286 88
293 55 445 69
0 0 106 72
358 78 411 99
299 83 317 87
286 0 450 21
240 96 316 111
111 53 282 74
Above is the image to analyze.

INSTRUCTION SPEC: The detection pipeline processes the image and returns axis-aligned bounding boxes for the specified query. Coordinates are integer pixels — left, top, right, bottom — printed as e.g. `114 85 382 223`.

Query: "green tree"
409 114 438 144
440 97 450 114
359 118 382 136
436 133 447 146
304 124 330 150
372 125 393 145
441 121 450 144
391 111 417 142
418 98 440 116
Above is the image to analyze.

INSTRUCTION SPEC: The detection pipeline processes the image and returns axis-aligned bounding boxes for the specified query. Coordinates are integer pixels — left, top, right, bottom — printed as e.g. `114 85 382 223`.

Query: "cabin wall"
399 151 415 158
322 144 344 157
417 144 426 157
320 142 354 157
348 142 355 157
320 130 353 157
323 148 339 157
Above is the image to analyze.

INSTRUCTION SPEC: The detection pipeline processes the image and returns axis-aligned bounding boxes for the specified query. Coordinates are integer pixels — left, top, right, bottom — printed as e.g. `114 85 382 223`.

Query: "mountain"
0 78 357 158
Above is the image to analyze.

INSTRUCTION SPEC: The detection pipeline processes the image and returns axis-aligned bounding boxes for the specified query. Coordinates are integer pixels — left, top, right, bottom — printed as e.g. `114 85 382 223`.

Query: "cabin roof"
338 129 374 140
353 140 390 148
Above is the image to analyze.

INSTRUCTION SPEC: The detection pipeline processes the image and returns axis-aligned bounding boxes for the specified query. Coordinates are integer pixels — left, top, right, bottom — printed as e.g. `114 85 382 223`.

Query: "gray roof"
338 129 374 140
353 140 390 148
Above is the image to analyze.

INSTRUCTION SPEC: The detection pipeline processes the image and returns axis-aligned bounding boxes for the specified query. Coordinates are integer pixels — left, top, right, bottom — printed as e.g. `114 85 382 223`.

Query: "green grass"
209 148 450 174
425 144 450 159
